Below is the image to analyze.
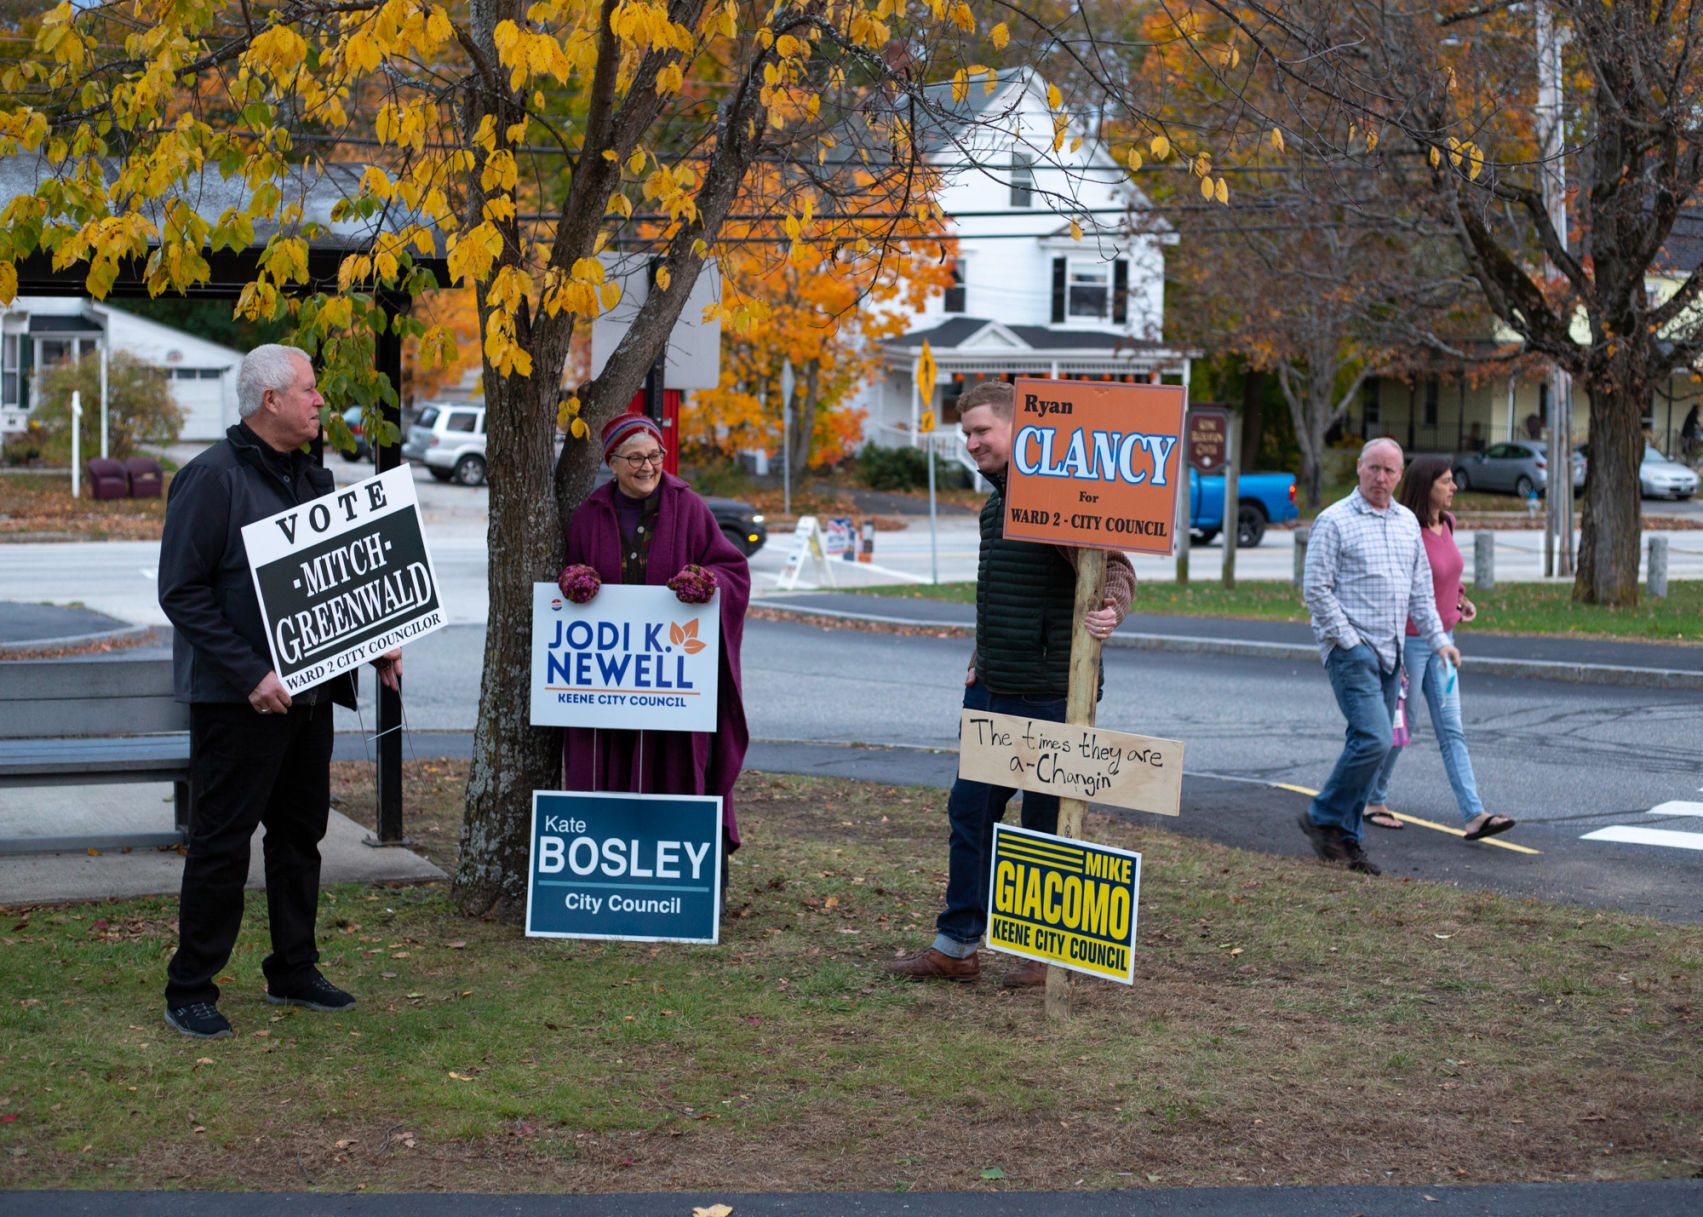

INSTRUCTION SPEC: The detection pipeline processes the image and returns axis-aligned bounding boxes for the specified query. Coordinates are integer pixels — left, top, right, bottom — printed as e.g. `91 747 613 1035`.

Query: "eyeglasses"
617 449 666 469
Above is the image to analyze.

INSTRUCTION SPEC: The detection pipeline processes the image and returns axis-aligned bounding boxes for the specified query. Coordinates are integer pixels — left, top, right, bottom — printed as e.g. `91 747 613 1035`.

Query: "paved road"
357 614 1703 922
8 1180 1703 1216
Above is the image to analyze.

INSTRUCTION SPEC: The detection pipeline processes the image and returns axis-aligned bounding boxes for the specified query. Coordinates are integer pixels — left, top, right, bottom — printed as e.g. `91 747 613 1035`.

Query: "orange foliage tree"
682 183 955 472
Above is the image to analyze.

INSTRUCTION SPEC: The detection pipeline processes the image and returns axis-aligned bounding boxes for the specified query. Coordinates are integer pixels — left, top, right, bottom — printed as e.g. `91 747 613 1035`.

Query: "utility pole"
1537 2 1573 577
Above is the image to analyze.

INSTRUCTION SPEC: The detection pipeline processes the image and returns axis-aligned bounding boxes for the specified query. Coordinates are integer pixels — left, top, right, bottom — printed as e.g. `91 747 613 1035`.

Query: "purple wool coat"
561 472 751 845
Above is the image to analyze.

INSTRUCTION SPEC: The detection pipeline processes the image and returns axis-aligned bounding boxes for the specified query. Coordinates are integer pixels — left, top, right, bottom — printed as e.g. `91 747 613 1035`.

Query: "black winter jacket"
158 423 356 707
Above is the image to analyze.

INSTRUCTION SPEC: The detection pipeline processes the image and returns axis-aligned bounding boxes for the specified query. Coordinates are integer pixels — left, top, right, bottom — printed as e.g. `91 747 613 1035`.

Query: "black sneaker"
267 972 357 1012
1341 839 1382 876
1297 810 1347 862
164 1002 233 1040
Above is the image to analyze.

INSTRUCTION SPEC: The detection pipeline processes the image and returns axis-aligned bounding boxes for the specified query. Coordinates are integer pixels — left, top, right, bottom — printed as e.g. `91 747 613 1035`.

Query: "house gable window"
1009 154 1033 207
1050 256 1130 325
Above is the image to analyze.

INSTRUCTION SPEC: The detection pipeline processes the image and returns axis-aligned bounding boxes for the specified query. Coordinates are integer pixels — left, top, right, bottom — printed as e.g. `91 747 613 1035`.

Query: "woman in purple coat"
558 414 752 880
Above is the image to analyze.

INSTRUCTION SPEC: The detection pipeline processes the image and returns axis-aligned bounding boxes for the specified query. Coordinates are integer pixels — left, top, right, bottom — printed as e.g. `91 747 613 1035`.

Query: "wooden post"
1221 420 1239 590
1045 548 1107 1020
1175 473 1191 584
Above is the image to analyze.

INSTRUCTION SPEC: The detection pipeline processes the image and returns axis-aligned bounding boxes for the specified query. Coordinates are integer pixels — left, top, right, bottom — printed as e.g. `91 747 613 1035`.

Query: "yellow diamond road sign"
915 339 937 400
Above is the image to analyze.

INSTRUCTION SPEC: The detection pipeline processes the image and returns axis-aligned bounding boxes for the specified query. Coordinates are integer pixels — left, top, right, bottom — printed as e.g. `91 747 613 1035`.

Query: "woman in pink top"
1364 456 1515 841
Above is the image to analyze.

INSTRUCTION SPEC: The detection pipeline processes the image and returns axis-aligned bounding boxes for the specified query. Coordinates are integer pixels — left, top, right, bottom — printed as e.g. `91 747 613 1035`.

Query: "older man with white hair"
157 344 400 1039
1299 437 1460 875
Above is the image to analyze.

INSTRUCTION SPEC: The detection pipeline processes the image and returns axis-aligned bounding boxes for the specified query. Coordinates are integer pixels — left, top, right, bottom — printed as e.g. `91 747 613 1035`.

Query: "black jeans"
165 700 333 1007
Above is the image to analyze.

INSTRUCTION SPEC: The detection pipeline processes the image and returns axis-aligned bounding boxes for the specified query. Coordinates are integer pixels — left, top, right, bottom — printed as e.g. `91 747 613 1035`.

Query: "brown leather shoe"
885 948 980 983
1000 959 1048 989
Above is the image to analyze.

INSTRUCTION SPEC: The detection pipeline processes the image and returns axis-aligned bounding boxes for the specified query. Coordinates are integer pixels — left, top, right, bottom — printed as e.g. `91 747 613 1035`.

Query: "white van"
401 404 486 485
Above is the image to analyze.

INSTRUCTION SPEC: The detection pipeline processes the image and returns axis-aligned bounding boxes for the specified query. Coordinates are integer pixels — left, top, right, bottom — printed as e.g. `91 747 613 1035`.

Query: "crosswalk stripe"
1581 825 1703 851
1647 801 1703 817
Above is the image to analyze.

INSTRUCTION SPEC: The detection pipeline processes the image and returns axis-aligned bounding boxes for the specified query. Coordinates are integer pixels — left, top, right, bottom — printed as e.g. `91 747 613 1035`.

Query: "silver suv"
401 404 486 485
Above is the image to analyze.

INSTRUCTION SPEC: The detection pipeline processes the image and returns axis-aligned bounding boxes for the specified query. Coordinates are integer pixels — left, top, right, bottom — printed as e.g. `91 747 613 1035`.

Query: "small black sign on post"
242 467 447 696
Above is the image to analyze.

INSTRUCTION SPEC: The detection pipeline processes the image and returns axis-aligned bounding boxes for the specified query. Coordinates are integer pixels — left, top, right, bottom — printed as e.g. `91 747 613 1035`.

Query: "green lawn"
1 764 1700 1193
853 580 1703 643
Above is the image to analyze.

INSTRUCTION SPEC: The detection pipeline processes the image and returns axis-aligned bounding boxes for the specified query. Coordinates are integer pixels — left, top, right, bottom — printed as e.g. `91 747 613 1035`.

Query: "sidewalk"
753 591 1703 688
0 604 445 906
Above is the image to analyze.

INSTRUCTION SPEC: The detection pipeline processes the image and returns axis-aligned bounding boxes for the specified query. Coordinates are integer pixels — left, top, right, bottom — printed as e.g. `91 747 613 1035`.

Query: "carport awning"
27 314 103 334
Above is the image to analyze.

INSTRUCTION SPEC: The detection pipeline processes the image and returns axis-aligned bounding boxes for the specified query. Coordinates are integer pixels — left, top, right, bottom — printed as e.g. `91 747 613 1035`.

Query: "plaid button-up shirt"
1303 488 1447 672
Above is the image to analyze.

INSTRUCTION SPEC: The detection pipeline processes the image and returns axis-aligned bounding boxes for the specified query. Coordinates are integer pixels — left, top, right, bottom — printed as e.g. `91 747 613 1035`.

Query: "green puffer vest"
975 477 1079 694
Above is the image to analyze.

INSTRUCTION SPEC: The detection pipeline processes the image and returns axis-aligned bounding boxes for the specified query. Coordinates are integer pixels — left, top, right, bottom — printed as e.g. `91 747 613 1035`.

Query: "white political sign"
530 583 721 731
242 467 446 695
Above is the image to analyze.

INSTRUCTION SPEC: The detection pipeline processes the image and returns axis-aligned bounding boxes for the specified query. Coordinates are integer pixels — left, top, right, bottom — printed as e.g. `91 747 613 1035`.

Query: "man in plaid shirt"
1300 438 1461 874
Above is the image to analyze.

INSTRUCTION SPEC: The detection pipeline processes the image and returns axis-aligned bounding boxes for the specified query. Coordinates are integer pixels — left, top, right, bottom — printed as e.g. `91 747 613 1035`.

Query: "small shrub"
856 444 965 491
28 352 184 464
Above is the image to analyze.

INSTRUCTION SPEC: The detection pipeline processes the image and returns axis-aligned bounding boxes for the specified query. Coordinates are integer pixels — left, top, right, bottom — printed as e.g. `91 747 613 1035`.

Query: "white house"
854 68 1194 468
1 298 245 442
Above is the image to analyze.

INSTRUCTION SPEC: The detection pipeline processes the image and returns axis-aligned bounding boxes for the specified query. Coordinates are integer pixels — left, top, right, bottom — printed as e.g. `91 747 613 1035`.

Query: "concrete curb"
0 623 155 656
751 600 1703 690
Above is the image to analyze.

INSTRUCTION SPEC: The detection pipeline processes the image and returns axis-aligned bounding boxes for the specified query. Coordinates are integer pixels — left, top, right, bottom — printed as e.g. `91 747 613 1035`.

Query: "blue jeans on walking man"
1308 642 1401 846
932 681 1066 958
1365 631 1485 823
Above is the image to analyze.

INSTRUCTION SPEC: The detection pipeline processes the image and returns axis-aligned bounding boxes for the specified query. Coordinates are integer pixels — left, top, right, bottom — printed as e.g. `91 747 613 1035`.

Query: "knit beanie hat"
600 413 665 463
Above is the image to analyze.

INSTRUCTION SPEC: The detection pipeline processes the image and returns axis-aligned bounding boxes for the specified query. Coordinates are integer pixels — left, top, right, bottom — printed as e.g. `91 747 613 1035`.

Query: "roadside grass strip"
853 579 1703 644
0 763 1698 1193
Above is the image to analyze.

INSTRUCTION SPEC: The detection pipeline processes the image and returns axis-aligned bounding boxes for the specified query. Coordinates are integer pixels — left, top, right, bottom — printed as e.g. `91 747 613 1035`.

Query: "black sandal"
1464 814 1516 841
1365 809 1404 830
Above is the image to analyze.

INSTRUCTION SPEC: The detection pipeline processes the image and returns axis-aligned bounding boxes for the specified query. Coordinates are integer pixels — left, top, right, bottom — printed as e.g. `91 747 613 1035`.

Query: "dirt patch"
0 472 170 542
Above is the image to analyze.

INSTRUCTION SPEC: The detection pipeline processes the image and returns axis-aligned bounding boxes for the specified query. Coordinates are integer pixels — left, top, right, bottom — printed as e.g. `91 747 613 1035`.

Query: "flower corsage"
667 564 717 604
557 564 602 604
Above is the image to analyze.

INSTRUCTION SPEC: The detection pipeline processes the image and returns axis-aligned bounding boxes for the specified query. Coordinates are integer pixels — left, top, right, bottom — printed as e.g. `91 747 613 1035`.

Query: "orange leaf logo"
672 619 706 654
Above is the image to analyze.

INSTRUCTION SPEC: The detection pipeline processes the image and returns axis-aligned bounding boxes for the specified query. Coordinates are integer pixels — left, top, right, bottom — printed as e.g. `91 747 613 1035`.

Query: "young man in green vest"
886 380 1136 987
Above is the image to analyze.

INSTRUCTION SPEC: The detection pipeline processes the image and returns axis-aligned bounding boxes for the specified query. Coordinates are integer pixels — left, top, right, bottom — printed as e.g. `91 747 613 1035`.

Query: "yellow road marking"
1390 811 1540 854
1269 781 1540 855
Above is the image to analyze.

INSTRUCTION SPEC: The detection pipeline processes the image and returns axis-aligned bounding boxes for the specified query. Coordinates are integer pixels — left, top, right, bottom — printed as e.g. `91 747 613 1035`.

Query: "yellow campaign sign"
986 823 1140 985
915 339 937 399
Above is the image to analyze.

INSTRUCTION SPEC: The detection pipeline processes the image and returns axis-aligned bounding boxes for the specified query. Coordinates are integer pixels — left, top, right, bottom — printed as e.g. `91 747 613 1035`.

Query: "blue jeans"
1309 643 1400 846
933 682 1066 956
1365 632 1486 823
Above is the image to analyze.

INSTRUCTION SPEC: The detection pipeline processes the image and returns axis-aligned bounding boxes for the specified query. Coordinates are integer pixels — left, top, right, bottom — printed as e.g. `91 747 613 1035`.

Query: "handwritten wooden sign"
958 709 1183 817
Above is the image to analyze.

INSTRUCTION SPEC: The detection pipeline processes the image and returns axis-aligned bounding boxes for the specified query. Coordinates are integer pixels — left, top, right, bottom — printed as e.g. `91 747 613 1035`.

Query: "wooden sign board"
958 709 1184 817
1187 405 1232 473
1003 377 1187 555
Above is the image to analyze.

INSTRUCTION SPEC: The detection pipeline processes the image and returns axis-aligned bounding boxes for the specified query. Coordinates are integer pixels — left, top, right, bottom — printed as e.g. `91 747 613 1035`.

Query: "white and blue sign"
524 790 723 944
529 583 720 732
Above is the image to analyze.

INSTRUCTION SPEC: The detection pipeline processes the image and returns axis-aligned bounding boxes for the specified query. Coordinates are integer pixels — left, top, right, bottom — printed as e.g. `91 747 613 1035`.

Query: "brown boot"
885 948 979 983
1000 959 1048 989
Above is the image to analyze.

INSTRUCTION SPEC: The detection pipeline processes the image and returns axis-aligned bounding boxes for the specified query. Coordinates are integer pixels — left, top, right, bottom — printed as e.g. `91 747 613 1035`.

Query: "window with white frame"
2 334 17 409
1009 154 1033 207
1067 262 1109 319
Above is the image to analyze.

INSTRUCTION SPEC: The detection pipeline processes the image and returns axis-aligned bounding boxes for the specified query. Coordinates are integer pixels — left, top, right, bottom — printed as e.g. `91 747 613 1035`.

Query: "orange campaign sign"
1003 378 1188 554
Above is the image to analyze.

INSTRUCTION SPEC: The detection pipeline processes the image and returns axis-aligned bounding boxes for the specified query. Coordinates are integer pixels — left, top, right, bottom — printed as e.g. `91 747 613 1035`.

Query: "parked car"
338 405 373 462
1574 442 1700 500
1452 440 1584 497
401 404 487 485
591 467 767 556
1186 469 1299 548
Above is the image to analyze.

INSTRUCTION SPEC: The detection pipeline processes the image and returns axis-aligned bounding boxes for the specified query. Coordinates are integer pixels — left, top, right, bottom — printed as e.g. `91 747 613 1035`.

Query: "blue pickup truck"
1186 469 1299 547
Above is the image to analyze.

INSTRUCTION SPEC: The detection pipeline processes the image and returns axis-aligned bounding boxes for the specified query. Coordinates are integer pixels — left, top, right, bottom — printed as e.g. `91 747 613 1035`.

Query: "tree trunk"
452 0 570 918
1573 374 1646 606
787 360 820 477
1239 367 1264 474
